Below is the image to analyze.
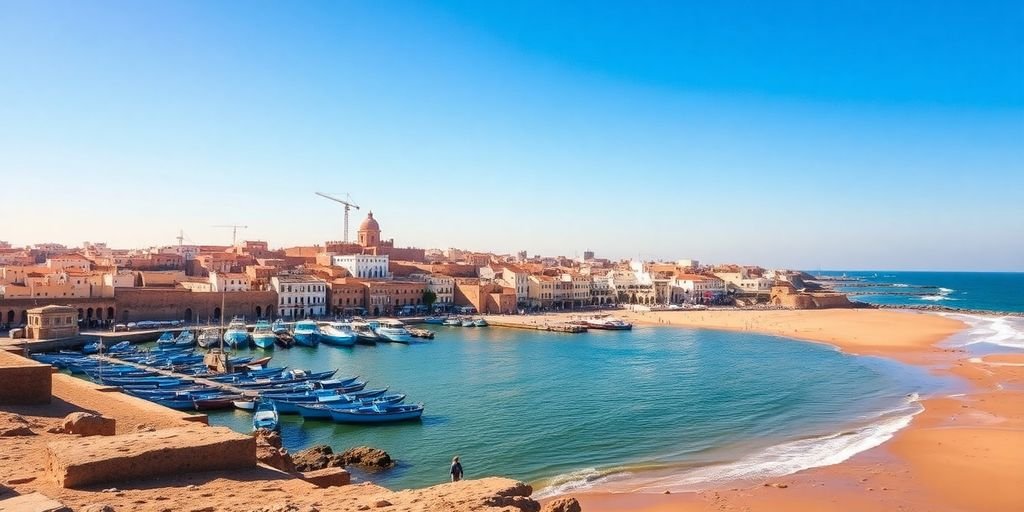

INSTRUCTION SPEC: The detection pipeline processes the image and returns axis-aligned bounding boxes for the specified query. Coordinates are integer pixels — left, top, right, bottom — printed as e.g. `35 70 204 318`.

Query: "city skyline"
2 1 1022 271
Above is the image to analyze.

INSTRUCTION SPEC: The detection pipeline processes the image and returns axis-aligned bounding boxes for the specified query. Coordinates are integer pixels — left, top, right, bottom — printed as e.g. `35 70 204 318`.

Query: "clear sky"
2 0 1022 271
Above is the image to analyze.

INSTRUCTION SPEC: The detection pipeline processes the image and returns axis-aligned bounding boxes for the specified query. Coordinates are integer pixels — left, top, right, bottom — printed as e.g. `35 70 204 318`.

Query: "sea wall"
0 350 51 405
114 288 278 322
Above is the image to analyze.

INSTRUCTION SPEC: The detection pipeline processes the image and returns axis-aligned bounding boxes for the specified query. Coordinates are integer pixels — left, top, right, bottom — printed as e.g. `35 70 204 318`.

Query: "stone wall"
115 288 279 322
0 350 51 405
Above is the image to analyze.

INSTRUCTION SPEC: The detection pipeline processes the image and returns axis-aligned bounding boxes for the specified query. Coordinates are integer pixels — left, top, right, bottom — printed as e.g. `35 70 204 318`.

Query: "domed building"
357 212 381 248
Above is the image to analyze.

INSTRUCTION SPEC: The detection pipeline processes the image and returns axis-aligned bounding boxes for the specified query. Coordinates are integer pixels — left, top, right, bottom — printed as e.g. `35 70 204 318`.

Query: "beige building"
25 305 79 340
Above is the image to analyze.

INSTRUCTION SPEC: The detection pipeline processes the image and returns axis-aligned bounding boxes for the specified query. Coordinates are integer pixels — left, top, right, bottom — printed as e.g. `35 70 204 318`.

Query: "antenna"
212 225 249 246
315 192 360 243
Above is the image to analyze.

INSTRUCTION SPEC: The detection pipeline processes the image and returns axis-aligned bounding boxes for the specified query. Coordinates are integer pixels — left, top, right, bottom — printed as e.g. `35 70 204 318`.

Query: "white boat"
374 319 413 344
472 318 488 327
443 317 463 327
197 327 222 349
271 319 288 334
351 321 379 345
461 318 475 327
320 322 357 347
223 317 250 347
252 320 276 349
584 315 633 330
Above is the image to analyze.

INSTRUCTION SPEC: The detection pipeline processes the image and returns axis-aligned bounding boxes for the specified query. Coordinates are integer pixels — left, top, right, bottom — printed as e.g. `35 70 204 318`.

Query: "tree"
422 290 437 309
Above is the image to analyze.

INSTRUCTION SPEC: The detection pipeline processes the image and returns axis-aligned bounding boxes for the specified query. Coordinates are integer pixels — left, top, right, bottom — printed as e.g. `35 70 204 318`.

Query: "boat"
374 319 413 344
423 316 446 325
443 317 463 327
583 315 633 331
223 317 250 347
320 322 357 347
174 330 195 346
252 400 280 431
107 341 134 353
328 403 424 424
197 327 221 349
408 327 434 339
461 318 475 327
351 321 379 345
193 395 241 411
472 318 488 327
271 319 288 334
251 320 276 349
296 394 406 420
292 320 320 347
275 332 294 349
81 342 102 354
233 399 256 410
157 331 175 344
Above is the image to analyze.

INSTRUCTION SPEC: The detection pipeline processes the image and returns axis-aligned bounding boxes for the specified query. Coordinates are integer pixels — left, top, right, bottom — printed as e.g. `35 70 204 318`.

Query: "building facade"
331 254 391 279
271 275 327 318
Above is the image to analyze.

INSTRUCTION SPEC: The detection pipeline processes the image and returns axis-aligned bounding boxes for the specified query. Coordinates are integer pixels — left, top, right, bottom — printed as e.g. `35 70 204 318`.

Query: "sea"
813 270 1024 314
187 272 1024 495
206 325 959 495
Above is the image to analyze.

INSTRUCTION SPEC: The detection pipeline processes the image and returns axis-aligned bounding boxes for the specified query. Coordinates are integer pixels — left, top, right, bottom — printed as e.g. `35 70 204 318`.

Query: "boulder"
300 467 350 488
0 414 35 437
0 492 70 512
255 429 295 472
482 481 538 512
338 446 394 470
292 445 345 472
61 412 115 437
541 497 581 512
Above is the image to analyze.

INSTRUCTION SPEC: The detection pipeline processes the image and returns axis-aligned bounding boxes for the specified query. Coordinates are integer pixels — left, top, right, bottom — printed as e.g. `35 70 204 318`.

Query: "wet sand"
530 309 1024 511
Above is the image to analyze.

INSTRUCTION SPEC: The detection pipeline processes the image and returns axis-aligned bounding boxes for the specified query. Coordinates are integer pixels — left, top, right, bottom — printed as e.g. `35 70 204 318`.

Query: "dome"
358 212 380 232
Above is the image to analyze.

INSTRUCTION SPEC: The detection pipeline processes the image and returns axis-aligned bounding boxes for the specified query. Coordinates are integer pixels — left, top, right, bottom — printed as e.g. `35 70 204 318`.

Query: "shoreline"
522 309 1023 511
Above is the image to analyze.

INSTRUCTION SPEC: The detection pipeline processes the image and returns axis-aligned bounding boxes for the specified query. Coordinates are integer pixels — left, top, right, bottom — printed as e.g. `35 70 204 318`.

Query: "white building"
331 254 390 279
156 244 200 261
426 274 455 307
671 274 727 303
714 271 772 294
271 275 327 318
479 263 530 306
210 272 251 292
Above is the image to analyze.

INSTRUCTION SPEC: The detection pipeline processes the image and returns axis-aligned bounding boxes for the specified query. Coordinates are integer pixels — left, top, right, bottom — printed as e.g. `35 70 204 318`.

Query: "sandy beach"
523 308 1024 511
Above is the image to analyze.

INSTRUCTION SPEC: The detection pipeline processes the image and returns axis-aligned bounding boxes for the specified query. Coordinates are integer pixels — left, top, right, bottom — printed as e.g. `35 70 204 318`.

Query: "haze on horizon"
1 1 1021 272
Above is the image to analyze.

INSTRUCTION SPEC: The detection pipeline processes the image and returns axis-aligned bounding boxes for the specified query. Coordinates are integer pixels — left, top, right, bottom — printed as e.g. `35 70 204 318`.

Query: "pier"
89 354 257 398
481 315 588 333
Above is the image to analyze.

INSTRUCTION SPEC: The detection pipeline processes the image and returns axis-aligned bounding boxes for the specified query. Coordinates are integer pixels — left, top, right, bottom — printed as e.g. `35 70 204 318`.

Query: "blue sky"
1 1 1022 270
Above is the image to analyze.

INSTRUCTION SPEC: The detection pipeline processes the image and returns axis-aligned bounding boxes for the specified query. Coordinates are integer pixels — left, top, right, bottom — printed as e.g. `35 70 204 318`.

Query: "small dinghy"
252 400 280 432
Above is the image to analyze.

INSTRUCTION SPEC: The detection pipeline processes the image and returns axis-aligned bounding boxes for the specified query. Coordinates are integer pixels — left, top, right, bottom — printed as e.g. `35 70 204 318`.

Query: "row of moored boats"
31 344 425 427
423 316 489 328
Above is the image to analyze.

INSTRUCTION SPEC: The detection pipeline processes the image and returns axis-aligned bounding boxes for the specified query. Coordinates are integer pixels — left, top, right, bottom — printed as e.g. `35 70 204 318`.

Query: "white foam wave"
920 294 956 301
943 314 1024 350
939 287 955 294
536 402 922 497
892 283 909 288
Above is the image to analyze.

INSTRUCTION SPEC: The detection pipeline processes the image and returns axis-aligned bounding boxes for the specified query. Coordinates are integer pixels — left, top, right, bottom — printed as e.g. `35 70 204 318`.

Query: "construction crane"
212 224 248 246
315 192 360 243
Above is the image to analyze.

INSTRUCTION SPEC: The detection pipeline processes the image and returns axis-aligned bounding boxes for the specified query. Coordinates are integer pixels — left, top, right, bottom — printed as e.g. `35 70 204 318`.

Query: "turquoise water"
815 271 1024 313
206 325 944 493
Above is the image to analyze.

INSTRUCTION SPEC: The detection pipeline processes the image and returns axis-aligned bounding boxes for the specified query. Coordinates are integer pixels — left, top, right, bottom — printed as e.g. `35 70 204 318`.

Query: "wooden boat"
328 403 424 424
193 395 242 411
151 397 196 410
275 332 294 349
295 394 406 420
252 400 280 431
233 399 256 410
408 327 435 339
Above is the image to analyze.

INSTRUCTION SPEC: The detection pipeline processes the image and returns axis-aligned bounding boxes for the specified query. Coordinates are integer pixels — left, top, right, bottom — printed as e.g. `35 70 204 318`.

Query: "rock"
300 467 350 488
81 505 116 512
338 446 394 470
482 481 538 512
541 497 581 512
7 476 36 485
292 445 345 472
0 414 35 437
0 492 70 512
255 429 295 472
373 500 392 508
773 483 788 489
61 412 115 437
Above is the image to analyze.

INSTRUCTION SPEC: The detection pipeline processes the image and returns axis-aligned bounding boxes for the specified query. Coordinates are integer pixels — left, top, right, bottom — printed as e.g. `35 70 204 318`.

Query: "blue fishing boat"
81 342 102 354
157 331 175 344
223 317 250 347
292 320 320 347
252 400 280 431
251 320 276 349
295 394 405 420
328 403 425 424
151 397 197 410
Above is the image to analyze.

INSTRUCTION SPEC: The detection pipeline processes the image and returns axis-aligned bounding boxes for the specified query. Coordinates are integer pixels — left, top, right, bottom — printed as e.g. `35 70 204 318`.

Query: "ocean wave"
938 287 955 294
892 283 910 288
919 295 956 301
942 314 1024 350
536 401 922 497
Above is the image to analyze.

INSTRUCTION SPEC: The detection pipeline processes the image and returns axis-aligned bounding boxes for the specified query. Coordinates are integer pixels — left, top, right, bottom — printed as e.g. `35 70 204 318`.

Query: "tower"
357 212 381 247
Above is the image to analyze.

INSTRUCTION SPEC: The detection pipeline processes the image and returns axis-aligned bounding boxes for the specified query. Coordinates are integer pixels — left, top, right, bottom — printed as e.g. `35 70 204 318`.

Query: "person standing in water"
450 456 464 482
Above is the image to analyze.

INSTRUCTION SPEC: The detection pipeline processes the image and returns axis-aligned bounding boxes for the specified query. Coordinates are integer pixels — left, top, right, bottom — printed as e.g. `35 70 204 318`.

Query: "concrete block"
0 351 52 405
45 426 255 488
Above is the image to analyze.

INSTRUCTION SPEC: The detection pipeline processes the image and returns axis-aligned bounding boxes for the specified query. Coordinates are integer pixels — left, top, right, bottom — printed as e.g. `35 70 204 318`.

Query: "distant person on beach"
450 456 464 482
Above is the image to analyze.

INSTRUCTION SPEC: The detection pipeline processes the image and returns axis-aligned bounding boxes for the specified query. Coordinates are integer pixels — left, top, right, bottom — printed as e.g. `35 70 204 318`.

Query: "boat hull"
293 332 319 347
328 406 424 424
252 334 276 349
320 333 356 347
